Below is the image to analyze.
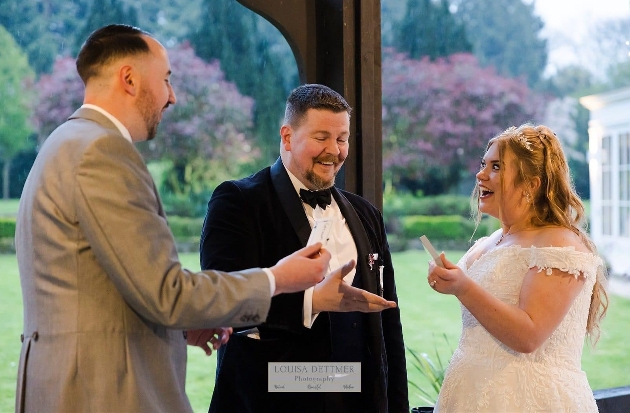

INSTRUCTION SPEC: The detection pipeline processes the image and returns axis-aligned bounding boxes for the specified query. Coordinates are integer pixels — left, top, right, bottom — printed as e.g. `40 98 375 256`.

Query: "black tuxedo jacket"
200 159 408 413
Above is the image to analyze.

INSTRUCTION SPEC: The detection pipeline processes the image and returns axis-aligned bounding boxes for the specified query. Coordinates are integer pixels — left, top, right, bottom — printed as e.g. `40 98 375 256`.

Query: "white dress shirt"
284 167 358 328
81 104 133 143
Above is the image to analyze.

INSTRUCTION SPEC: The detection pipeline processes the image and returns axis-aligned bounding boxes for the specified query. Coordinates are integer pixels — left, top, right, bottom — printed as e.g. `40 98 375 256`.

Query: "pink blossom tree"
140 42 257 196
31 57 84 142
382 48 545 194
31 43 257 198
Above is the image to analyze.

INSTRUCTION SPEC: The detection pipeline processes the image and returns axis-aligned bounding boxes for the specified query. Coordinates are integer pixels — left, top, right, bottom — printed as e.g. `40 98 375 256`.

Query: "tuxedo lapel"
269 159 379 296
331 188 379 295
270 158 311 246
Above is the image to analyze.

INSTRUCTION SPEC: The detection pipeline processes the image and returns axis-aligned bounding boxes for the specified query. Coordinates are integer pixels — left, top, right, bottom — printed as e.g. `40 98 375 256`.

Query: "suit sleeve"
75 136 271 329
200 181 261 272
201 179 309 332
378 213 410 412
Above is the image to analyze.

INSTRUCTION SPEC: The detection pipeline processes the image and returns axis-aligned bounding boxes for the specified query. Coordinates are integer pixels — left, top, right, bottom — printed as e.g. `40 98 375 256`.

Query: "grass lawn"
1 250 629 412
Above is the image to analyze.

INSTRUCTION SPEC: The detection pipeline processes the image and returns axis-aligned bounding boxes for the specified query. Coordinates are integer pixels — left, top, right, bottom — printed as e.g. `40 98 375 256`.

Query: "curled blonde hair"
471 123 608 343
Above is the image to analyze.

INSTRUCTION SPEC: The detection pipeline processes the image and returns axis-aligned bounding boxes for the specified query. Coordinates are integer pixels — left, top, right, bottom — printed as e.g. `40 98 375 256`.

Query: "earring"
525 192 532 204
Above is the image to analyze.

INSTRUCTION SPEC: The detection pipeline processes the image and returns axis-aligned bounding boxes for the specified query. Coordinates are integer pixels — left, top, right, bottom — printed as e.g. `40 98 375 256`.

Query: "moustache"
316 156 342 164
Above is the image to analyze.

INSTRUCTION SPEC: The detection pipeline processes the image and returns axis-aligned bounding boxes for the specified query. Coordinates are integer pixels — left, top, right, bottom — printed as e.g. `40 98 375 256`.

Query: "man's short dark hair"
284 84 352 127
76 24 153 84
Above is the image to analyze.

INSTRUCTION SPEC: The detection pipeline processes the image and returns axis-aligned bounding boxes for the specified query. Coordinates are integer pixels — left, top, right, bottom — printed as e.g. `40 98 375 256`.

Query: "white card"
307 217 334 247
419 235 444 268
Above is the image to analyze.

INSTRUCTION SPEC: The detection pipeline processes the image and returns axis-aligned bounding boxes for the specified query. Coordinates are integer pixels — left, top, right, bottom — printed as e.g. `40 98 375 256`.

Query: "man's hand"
186 327 233 356
270 243 332 296
312 260 397 313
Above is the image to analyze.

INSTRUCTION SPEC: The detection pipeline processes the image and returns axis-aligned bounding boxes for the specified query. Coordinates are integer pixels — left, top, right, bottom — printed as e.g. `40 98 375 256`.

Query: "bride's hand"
427 253 470 296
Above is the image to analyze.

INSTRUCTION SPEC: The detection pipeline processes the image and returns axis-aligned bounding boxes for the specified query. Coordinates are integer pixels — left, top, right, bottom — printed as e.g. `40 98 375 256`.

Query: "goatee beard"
305 170 336 190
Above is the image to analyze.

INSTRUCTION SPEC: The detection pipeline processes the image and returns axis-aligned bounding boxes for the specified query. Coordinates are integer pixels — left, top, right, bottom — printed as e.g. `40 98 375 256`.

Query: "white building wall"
581 87 630 276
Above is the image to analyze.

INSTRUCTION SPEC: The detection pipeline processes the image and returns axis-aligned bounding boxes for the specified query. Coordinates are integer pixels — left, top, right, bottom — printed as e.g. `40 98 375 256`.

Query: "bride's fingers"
439 252 457 269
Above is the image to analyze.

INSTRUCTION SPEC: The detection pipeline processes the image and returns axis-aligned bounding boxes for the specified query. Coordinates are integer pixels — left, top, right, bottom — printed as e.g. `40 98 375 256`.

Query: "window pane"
620 207 630 237
620 133 630 166
603 205 613 235
602 135 611 166
603 170 612 200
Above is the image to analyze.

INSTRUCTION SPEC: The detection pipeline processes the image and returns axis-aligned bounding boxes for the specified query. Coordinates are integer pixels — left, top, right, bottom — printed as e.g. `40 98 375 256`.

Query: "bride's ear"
529 177 541 196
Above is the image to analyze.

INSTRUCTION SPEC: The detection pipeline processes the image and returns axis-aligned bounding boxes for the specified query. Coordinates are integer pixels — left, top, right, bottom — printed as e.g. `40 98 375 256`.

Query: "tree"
605 62 630 90
382 49 545 194
73 0 139 56
139 43 258 196
118 0 203 44
543 65 595 98
0 0 200 75
191 1 257 94
569 104 590 199
586 16 630 84
250 31 293 163
30 57 85 143
30 44 258 201
190 0 295 166
381 0 407 47
541 65 599 199
451 0 547 88
0 25 35 199
0 0 59 74
393 0 472 60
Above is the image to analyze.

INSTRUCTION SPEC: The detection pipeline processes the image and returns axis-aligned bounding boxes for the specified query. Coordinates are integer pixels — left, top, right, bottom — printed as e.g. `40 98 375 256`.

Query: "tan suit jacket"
15 108 271 413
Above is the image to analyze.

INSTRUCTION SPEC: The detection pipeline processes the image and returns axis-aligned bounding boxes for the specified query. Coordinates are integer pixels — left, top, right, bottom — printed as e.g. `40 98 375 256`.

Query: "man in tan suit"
14 24 346 413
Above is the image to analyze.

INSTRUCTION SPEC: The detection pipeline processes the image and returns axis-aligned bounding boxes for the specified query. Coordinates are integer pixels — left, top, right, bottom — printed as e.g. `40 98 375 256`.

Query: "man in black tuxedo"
201 84 408 413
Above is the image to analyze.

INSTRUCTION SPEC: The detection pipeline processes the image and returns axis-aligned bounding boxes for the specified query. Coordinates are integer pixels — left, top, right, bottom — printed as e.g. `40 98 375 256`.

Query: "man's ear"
120 65 137 96
280 124 292 150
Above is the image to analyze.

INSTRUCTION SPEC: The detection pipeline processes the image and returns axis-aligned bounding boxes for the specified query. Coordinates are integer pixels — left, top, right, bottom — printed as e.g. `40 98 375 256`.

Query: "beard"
136 85 161 141
305 169 335 189
304 155 343 189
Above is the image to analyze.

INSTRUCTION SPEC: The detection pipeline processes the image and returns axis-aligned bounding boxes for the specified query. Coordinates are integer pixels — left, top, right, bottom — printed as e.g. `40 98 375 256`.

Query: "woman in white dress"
427 124 608 413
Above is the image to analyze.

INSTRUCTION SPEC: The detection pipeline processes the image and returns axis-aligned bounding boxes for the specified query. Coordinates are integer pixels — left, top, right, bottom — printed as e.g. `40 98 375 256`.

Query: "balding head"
77 24 176 142
76 24 153 84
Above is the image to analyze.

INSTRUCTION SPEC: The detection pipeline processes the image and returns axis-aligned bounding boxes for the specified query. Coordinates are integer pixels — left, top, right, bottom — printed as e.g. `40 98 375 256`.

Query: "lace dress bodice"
435 245 602 413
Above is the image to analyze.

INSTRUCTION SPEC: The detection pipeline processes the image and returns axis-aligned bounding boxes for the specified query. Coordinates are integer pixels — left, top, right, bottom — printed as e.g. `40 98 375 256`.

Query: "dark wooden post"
236 0 383 210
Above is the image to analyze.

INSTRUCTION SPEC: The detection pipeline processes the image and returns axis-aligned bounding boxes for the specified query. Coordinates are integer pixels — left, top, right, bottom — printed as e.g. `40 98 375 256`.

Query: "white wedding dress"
435 245 602 413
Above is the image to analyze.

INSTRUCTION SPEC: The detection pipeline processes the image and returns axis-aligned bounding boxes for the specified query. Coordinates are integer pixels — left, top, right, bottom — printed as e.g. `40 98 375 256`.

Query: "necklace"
495 226 530 246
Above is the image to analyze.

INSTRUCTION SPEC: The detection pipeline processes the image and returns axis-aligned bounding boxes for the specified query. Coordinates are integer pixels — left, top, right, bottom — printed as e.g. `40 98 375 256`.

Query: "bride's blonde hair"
471 123 608 343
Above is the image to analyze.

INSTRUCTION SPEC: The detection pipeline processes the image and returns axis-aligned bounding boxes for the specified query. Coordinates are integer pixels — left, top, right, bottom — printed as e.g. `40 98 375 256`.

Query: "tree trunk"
2 158 11 200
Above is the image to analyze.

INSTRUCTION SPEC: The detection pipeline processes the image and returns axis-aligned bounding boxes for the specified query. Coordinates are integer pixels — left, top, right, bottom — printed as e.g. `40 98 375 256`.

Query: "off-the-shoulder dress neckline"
464 243 596 273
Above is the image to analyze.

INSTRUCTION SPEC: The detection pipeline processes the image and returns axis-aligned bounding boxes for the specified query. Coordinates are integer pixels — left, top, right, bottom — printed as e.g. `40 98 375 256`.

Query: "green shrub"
398 215 499 251
0 214 205 241
401 215 475 240
161 191 213 218
0 217 16 238
0 237 15 253
386 234 408 253
384 193 472 218
167 216 205 239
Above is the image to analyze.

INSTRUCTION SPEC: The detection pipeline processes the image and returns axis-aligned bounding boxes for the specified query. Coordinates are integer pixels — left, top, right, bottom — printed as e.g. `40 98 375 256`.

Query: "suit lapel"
270 158 311 246
331 188 379 295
